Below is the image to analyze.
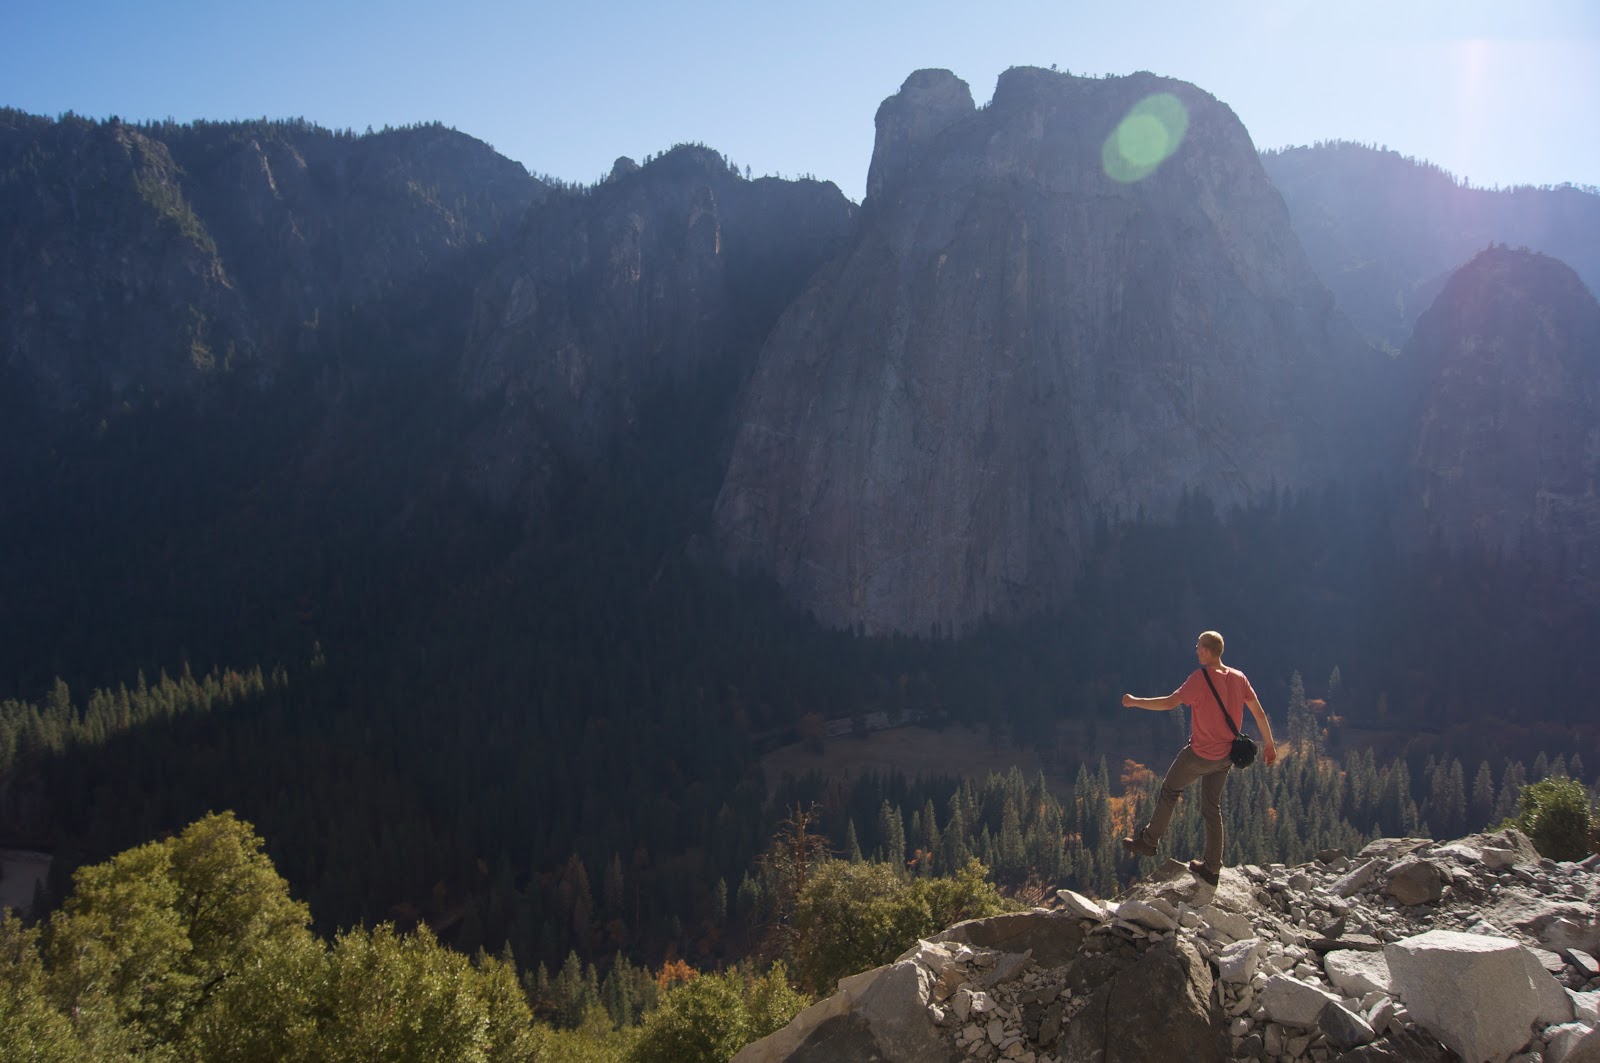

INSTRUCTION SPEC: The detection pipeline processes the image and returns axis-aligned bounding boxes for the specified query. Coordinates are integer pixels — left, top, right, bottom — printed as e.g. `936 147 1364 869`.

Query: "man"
1119 630 1278 886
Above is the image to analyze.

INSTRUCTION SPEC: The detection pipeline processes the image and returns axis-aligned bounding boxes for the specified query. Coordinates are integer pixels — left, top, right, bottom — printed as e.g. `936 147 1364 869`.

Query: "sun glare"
1103 92 1190 183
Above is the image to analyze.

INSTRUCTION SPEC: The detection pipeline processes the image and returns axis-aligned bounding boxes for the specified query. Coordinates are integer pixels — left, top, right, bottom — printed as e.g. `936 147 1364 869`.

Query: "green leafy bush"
1 813 545 1062
628 973 746 1063
791 858 1006 993
1512 777 1593 861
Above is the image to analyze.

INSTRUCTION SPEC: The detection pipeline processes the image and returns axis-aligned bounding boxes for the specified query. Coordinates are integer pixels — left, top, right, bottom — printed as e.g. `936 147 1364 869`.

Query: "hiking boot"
1188 860 1220 887
1122 836 1158 857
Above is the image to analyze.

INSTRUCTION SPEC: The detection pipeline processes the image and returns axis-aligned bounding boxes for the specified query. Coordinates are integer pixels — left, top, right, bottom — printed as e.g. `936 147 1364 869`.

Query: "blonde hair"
1198 630 1225 656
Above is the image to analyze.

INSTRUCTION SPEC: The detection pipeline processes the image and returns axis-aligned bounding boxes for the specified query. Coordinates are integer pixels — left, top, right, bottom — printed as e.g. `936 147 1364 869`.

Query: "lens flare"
1102 93 1190 183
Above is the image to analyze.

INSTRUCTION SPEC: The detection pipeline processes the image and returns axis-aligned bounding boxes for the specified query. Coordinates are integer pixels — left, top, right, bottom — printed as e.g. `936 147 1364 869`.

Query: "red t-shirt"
1176 666 1259 761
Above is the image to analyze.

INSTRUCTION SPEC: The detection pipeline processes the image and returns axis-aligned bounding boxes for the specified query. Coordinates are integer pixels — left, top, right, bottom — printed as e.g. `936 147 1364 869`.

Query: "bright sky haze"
5 0 1597 201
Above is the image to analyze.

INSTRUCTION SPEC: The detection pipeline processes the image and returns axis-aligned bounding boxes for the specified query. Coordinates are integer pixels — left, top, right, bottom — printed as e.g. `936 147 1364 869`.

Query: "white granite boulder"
1325 949 1394 997
1055 888 1108 922
1216 938 1264 984
1198 904 1254 943
1120 898 1179 932
1386 929 1545 1063
1259 974 1344 1027
1332 857 1384 898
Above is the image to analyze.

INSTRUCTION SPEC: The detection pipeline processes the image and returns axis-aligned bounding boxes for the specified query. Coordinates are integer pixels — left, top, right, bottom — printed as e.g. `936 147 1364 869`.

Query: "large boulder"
1055 938 1228 1063
931 909 1088 968
1386 929 1544 1062
1384 856 1447 906
735 911 1086 1063
731 949 961 1063
1325 949 1395 998
1260 973 1345 1027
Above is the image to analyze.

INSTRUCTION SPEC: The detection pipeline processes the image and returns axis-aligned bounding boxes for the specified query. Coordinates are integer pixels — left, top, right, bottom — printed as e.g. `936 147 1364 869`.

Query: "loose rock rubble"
733 829 1600 1063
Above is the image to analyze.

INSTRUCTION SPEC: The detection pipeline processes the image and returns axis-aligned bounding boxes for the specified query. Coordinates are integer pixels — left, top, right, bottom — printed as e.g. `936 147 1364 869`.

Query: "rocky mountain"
1401 247 1600 592
0 109 541 411
736 829 1600 1063
0 111 854 690
714 67 1381 637
1261 143 1600 352
458 145 854 502
6 75 1600 689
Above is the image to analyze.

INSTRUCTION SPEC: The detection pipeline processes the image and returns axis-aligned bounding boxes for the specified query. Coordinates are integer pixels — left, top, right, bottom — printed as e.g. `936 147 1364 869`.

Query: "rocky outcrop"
715 66 1379 636
1402 247 1600 597
736 829 1600 1063
865 69 976 204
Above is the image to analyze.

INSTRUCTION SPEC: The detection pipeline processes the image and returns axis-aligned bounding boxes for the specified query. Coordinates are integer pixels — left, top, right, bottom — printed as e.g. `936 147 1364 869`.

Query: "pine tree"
1443 758 1466 838
1287 672 1315 753
998 799 1025 883
1470 761 1496 830
916 799 940 876
1495 761 1527 825
844 819 864 863
601 951 636 1027
877 801 906 869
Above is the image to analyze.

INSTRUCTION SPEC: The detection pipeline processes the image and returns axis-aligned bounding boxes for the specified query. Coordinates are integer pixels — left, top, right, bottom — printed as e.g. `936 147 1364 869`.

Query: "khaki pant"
1135 745 1232 873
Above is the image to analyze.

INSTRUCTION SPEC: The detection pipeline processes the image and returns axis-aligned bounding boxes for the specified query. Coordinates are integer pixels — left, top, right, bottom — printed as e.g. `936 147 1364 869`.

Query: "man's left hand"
1263 742 1279 766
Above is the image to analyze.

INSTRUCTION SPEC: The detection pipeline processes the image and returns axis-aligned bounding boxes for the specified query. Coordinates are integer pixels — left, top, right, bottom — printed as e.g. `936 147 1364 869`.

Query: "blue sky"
5 0 1597 201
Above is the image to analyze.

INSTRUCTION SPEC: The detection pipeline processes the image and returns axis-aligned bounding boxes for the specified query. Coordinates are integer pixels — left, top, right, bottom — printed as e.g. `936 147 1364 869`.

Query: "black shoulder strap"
1200 669 1242 737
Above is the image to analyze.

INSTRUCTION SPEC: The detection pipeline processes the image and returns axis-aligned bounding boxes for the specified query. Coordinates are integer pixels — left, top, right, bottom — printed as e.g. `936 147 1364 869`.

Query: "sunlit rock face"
715 67 1378 636
1404 247 1600 594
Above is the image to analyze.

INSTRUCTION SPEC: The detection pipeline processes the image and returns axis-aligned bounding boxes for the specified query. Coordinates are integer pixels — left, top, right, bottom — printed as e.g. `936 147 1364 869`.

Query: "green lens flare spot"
1102 92 1190 183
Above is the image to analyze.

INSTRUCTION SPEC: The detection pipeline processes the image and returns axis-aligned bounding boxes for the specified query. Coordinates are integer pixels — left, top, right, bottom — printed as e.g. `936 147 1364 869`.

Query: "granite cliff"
1403 247 1600 593
715 67 1380 637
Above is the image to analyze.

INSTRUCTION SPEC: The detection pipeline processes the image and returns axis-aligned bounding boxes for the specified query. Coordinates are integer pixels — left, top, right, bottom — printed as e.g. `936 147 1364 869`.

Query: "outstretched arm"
1246 698 1279 765
1122 692 1182 711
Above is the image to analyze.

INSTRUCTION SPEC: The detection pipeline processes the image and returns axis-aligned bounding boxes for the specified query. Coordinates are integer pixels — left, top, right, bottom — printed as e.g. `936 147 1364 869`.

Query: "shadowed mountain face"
1403 247 1600 591
458 146 855 503
0 110 541 410
714 67 1381 637
1262 143 1600 352
0 114 855 690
